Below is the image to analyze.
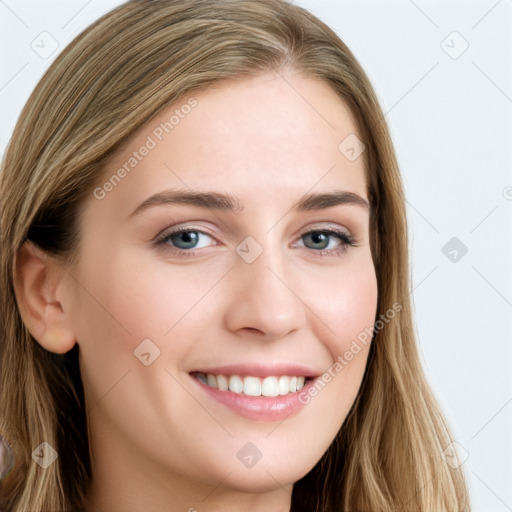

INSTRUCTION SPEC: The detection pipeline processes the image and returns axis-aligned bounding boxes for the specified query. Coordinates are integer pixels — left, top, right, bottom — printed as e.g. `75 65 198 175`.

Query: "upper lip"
189 363 320 379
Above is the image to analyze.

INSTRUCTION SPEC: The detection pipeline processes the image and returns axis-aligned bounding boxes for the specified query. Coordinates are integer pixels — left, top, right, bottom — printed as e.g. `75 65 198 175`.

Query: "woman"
0 0 470 510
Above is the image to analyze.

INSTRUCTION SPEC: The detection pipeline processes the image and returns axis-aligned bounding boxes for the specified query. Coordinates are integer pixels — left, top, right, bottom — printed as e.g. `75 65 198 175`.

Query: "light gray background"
1 1 511 510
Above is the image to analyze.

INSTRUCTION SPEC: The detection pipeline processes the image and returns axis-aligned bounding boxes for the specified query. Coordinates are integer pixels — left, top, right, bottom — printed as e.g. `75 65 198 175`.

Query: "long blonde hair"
0 1 470 510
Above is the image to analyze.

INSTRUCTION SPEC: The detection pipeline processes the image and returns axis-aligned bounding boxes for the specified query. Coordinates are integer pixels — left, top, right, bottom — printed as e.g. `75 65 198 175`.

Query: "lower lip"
191 375 314 422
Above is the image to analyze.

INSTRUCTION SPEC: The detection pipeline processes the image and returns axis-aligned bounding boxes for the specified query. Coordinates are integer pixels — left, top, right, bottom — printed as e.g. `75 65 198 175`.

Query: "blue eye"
154 227 355 258
299 229 355 255
158 228 214 251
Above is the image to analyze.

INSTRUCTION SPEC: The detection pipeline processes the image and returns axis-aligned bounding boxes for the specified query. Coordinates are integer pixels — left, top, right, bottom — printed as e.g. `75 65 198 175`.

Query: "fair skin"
15 71 377 511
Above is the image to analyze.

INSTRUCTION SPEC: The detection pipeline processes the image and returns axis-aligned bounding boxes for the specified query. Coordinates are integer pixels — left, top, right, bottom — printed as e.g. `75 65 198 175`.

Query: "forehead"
89 71 367 220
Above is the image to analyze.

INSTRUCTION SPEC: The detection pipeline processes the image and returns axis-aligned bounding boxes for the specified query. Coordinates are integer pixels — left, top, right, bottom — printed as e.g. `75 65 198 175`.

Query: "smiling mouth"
191 372 309 397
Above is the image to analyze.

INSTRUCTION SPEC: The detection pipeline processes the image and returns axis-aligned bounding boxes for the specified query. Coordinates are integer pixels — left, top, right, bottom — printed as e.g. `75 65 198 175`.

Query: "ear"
13 240 76 354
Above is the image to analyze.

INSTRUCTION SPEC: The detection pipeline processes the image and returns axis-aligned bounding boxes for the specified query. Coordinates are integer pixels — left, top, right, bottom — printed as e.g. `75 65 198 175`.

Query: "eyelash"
154 226 356 259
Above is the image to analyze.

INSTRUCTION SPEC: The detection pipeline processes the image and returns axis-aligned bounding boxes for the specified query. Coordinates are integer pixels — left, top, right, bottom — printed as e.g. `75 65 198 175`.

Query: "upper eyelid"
155 222 353 241
154 225 218 244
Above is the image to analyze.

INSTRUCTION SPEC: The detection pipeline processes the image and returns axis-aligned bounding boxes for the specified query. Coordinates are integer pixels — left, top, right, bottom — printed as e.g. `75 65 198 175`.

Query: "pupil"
309 232 328 249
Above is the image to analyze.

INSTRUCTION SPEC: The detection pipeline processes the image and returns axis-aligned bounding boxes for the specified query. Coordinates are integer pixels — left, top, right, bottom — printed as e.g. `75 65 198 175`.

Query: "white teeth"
217 374 229 391
196 373 309 396
261 376 279 397
228 375 243 394
243 376 261 396
278 375 289 395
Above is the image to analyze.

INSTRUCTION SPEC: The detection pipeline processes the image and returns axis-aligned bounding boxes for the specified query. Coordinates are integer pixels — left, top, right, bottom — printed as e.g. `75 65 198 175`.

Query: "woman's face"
66 71 378 507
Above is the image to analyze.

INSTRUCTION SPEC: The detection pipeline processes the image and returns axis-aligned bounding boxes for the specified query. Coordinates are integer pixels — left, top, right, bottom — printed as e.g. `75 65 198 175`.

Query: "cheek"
68 253 179 408
70 250 224 383
73 246 209 338
300 254 377 419
309 253 378 357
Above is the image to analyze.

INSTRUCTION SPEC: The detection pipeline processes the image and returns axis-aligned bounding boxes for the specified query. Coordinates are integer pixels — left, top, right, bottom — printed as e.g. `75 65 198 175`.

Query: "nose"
222 240 307 341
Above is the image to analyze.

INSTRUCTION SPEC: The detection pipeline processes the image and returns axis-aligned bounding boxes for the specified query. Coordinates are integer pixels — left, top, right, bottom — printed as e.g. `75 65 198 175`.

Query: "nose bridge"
239 237 287 295
224 232 306 339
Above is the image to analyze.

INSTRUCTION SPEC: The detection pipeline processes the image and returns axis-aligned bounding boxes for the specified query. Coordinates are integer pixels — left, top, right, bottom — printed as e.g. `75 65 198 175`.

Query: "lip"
190 373 316 422
188 363 320 422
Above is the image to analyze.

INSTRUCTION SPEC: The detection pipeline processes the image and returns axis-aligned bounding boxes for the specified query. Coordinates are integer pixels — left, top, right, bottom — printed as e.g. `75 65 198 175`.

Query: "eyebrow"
128 189 369 218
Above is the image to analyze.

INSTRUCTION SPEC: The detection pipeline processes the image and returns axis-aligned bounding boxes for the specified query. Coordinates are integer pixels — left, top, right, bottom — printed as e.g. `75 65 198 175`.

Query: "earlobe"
13 240 77 354
39 325 77 355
